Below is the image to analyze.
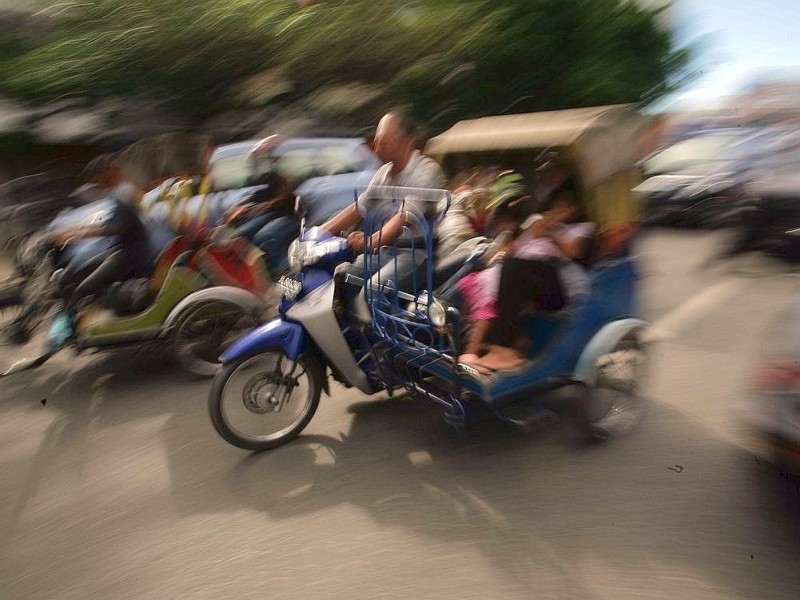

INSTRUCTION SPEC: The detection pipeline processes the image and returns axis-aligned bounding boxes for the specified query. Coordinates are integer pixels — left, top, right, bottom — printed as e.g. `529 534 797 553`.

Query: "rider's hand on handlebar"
347 231 366 255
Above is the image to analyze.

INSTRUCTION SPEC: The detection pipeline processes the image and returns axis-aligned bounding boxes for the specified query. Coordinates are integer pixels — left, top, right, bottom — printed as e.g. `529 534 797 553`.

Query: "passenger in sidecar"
466 264 644 414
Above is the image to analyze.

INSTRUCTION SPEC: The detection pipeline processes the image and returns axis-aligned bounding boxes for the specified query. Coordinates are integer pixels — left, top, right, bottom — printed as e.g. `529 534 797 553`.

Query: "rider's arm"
551 223 594 260
552 234 585 260
368 211 407 248
321 203 361 236
346 211 407 253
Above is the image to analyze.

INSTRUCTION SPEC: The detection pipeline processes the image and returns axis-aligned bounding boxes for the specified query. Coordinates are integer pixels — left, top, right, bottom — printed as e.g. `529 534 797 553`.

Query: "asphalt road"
1 229 799 600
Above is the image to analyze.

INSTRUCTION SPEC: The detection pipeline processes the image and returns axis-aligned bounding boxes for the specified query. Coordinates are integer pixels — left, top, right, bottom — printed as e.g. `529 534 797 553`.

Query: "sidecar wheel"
208 351 323 452
0 290 27 345
1 262 54 346
574 336 648 442
173 300 259 377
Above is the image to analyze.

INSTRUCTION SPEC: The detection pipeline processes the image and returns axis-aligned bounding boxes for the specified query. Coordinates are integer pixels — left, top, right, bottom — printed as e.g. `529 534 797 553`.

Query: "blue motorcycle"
208 187 649 451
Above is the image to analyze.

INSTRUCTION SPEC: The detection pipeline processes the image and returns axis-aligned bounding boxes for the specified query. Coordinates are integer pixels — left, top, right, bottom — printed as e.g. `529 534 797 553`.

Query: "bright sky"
658 0 800 110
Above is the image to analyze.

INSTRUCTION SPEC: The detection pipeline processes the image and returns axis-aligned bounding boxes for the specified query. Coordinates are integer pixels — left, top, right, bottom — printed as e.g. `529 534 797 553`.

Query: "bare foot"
458 353 480 365
475 346 527 372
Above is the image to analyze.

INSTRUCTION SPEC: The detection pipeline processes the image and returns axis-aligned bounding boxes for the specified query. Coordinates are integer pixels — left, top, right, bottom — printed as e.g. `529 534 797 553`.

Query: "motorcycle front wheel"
208 351 323 452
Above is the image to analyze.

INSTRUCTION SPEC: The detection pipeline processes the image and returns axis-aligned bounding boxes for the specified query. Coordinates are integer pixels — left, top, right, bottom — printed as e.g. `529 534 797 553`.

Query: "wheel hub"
242 374 282 414
242 370 299 415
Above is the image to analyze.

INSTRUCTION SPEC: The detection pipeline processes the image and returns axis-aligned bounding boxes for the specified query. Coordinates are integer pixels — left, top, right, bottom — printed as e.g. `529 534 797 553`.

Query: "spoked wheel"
575 335 649 441
0 279 26 344
173 300 260 377
208 351 323 452
0 255 56 345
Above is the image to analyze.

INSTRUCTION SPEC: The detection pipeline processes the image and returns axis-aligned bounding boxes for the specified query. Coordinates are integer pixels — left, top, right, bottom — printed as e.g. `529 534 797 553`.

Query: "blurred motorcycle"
0 224 271 378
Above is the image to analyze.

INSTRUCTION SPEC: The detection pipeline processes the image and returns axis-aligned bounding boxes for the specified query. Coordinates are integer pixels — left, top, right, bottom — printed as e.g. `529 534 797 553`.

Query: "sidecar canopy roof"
426 104 631 154
425 104 644 190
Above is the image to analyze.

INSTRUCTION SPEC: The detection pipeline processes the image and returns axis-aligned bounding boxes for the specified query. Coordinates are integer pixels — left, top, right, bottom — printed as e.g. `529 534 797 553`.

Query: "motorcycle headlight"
428 299 447 328
407 293 448 328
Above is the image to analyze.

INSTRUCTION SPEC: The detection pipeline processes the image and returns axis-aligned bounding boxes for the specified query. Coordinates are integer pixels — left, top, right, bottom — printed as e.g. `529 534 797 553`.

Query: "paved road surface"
1 229 799 599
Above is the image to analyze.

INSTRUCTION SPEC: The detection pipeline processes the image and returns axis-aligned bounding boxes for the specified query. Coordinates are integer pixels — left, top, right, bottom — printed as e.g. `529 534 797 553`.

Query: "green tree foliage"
0 0 687 130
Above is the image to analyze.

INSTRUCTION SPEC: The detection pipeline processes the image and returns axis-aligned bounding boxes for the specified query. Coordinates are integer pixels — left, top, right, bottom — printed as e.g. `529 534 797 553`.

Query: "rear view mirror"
294 195 307 235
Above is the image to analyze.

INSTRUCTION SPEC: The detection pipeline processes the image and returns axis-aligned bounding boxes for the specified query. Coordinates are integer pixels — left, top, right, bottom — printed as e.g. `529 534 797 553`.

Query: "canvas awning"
425 105 633 155
426 104 645 189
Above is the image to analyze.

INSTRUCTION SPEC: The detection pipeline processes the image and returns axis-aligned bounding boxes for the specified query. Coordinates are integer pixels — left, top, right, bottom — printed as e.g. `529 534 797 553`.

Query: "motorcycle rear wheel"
208 351 323 452
172 300 259 377
0 281 26 344
0 256 55 345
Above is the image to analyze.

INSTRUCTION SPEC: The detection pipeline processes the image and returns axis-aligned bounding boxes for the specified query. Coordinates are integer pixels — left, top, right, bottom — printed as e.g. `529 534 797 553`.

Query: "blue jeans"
251 216 300 278
348 246 426 294
235 212 277 241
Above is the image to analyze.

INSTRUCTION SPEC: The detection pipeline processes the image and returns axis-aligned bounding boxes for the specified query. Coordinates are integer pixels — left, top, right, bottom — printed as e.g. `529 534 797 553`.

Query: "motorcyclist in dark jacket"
54 154 150 305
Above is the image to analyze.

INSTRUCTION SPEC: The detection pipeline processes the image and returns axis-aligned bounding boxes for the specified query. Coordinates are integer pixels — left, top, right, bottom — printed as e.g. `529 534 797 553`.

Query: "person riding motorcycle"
321 111 447 283
229 169 301 277
52 155 151 326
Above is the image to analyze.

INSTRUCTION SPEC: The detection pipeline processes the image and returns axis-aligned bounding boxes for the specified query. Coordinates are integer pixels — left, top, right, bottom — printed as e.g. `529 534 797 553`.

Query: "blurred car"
202 136 381 278
739 295 800 474
209 136 381 225
635 128 787 228
723 132 800 261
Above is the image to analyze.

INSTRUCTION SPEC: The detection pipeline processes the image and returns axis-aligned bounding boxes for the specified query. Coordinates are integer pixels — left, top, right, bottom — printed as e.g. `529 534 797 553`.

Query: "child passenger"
456 190 592 372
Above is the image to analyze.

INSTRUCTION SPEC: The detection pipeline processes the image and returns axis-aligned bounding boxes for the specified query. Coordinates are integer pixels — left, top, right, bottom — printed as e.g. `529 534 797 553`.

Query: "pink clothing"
513 231 562 260
456 266 502 321
457 222 594 324
514 222 594 260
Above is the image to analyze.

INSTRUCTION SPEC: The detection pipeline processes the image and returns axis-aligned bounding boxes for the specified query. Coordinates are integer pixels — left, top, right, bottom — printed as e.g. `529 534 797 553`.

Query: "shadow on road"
0 348 207 536
161 393 800 599
2 338 799 598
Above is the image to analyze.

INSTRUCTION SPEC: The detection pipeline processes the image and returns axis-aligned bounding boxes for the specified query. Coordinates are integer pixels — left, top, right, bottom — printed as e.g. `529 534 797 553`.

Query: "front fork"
243 358 300 414
274 360 298 411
